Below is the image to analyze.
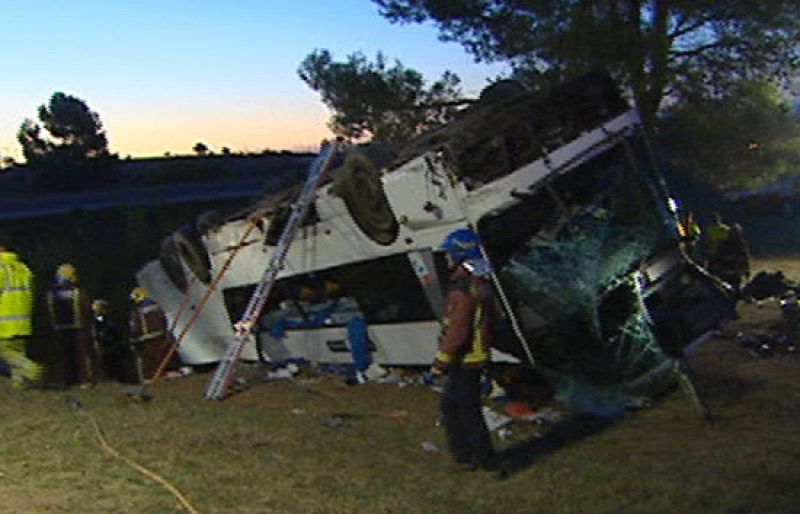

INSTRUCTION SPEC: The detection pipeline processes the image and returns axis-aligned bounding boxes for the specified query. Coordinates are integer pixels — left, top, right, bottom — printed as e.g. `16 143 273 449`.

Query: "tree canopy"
298 49 464 144
657 80 800 189
374 1 800 121
193 142 210 156
18 92 111 161
17 92 114 189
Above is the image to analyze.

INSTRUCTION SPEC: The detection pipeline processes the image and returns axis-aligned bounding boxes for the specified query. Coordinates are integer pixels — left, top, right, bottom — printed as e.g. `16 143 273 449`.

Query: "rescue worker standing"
0 244 43 388
704 212 731 265
129 286 176 383
431 228 497 471
677 210 701 259
92 299 138 383
708 223 751 294
47 263 95 387
780 290 799 352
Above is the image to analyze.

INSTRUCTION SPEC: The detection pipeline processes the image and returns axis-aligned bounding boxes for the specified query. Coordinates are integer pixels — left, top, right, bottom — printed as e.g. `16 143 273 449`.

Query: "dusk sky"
0 0 509 162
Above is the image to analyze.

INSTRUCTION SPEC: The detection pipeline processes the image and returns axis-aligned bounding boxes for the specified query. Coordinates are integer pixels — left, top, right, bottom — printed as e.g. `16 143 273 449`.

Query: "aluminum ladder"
204 140 341 400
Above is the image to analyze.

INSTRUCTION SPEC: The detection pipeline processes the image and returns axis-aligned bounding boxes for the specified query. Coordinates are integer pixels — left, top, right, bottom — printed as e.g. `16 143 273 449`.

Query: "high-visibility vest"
677 217 701 242
706 222 731 256
434 268 494 368
0 251 34 338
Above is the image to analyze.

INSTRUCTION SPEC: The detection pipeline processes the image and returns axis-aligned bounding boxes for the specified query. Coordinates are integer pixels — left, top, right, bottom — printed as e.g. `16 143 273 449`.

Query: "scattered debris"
741 271 798 301
497 427 513 440
65 396 82 410
265 368 295 380
118 385 153 402
421 441 439 452
364 363 390 381
503 401 538 420
322 412 366 428
735 331 797 358
520 407 572 426
322 416 348 429
372 370 404 385
488 380 507 400
482 406 512 432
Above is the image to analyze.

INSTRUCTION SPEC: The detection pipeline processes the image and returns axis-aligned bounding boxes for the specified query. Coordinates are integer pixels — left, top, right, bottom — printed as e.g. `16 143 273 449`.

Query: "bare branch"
670 41 728 59
668 16 713 40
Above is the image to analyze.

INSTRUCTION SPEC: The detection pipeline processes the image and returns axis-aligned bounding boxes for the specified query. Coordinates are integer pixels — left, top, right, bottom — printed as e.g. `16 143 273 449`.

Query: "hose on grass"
67 397 200 514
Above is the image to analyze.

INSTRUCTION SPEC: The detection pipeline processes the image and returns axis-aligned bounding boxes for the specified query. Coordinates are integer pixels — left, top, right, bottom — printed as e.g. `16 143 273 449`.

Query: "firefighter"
779 290 798 351
431 228 497 471
708 223 751 294
704 212 731 265
677 210 701 259
129 286 177 383
47 263 95 387
92 299 138 383
0 244 43 389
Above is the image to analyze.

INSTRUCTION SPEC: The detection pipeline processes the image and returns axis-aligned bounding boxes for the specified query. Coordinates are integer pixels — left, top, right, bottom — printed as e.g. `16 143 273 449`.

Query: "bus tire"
173 225 212 285
332 153 399 245
158 235 188 293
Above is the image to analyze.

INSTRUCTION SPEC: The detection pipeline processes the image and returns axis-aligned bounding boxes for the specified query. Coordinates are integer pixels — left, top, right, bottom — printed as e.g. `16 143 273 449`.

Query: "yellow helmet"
91 299 109 315
130 286 149 303
56 263 78 283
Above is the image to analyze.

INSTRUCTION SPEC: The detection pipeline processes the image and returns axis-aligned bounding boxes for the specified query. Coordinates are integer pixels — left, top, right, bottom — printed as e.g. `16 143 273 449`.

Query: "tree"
298 49 464 144
193 142 210 156
17 92 115 189
18 92 111 162
374 1 800 122
657 80 800 189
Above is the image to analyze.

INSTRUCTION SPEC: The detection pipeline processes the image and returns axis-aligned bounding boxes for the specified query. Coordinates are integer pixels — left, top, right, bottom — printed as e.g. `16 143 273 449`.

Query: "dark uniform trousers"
441 366 495 467
57 328 94 385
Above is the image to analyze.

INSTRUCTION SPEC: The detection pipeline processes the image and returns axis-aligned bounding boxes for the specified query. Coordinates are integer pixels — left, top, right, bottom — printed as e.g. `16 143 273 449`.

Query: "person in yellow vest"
431 228 497 471
708 223 751 294
704 212 731 265
129 286 178 383
47 263 95 387
0 244 43 389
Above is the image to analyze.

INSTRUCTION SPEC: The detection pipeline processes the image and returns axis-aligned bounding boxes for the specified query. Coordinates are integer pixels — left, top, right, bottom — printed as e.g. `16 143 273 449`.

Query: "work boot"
9 375 42 391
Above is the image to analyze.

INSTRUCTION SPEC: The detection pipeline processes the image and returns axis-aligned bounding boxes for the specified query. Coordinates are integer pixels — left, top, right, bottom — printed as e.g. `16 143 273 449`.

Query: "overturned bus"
137 72 731 405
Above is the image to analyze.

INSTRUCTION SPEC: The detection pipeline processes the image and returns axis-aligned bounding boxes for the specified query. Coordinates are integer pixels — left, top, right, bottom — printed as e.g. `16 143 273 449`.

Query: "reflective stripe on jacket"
47 283 88 330
434 265 494 369
0 252 34 338
130 301 167 343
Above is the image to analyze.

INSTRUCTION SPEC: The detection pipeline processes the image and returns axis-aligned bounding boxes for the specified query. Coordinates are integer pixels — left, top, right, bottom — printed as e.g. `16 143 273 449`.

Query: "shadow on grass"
693 372 761 410
496 414 619 477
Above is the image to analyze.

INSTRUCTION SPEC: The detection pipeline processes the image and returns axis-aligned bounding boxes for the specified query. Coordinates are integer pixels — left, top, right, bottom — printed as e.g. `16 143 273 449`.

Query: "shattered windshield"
479 138 679 411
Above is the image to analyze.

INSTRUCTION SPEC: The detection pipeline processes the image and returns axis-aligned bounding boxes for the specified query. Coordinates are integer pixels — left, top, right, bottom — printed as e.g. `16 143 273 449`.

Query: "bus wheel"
158 235 188 293
173 225 212 284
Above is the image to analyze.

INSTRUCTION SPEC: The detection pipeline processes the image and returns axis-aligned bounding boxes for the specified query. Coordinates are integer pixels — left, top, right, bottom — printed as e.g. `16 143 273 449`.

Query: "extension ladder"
204 140 342 400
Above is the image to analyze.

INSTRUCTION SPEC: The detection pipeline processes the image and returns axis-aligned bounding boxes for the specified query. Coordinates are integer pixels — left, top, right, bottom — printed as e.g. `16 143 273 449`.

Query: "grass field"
0 255 798 513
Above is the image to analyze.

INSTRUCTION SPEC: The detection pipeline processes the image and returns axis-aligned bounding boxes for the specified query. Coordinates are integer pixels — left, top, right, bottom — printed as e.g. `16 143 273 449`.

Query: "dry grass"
1 258 798 514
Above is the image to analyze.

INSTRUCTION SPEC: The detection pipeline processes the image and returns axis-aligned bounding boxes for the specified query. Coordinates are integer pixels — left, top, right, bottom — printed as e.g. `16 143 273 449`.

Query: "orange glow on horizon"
106 104 334 158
